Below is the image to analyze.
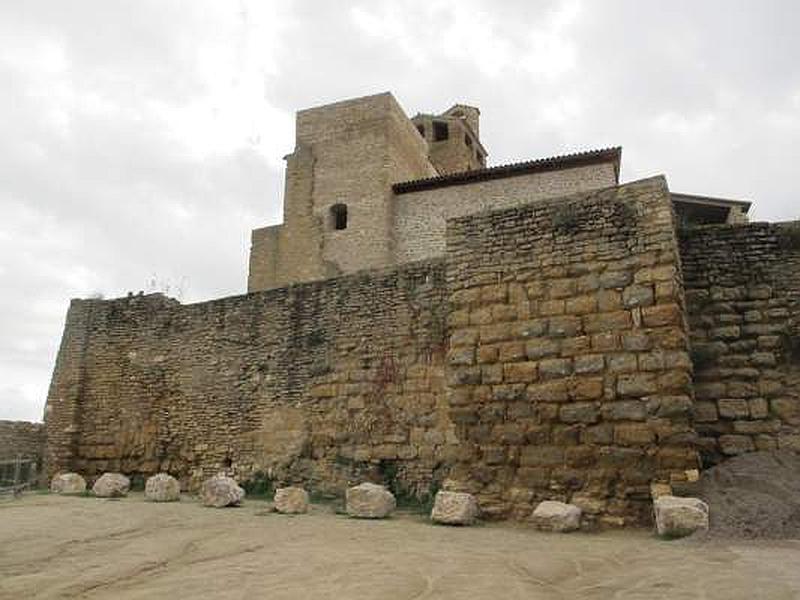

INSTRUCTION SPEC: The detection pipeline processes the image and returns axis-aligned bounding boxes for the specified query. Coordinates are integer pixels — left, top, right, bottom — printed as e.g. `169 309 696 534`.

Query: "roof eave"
392 147 622 195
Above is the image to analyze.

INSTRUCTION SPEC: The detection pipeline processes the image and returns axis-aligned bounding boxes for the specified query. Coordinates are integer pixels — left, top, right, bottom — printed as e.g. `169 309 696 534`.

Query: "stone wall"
444 176 698 526
46 260 453 496
46 178 736 525
393 162 618 264
46 176 706 525
680 222 800 464
0 420 44 460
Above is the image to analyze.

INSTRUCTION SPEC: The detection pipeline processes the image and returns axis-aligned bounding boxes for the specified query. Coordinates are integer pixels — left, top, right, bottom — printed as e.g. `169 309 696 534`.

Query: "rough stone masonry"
40 92 800 526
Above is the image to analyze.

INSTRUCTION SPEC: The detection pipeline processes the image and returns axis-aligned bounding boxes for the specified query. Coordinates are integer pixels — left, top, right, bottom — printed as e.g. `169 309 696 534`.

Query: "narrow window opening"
331 203 348 230
416 124 425 138
433 121 449 141
465 134 472 147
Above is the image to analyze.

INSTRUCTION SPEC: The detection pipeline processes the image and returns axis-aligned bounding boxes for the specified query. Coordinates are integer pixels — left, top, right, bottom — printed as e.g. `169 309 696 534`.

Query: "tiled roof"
392 147 621 194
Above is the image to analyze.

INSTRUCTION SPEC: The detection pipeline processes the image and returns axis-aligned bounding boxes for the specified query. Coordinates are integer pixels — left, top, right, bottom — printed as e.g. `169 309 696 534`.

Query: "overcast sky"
2 0 799 422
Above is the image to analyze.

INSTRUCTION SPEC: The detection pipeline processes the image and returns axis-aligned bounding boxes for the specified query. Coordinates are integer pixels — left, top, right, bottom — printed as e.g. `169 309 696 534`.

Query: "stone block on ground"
273 486 309 514
50 472 87 495
531 500 582 532
430 491 479 525
345 483 396 519
654 495 709 538
92 472 131 498
145 473 181 502
200 475 245 508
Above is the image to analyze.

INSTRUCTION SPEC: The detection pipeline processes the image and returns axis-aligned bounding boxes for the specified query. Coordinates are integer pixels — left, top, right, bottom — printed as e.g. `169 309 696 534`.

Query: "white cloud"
1 0 800 422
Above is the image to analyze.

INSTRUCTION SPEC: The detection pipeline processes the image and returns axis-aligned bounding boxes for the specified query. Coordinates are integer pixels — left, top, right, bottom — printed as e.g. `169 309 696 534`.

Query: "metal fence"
0 455 39 496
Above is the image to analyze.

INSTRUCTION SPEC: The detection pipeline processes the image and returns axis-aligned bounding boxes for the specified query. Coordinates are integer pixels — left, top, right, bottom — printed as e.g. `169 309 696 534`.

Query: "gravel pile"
685 450 800 539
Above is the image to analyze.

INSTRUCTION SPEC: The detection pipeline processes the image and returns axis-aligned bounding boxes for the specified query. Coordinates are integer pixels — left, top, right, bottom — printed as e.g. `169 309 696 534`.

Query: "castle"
247 92 749 291
31 92 799 527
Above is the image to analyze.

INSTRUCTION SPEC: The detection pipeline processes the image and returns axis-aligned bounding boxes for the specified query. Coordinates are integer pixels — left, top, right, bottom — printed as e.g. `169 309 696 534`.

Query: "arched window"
330 203 348 230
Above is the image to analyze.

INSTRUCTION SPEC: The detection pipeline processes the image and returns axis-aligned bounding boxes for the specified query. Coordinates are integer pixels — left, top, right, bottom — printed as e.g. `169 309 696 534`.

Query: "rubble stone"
273 486 309 514
92 472 130 498
50 472 86 495
345 483 396 519
200 475 245 508
145 473 181 502
531 500 582 532
653 495 709 538
430 491 479 525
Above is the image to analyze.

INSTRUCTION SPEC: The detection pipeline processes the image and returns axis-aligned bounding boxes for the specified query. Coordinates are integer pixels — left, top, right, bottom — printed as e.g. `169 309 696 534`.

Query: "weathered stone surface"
0 420 43 460
43 173 714 529
50 472 86 495
200 475 245 508
145 473 181 502
92 472 130 498
430 491 479 525
273 486 309 514
681 223 800 461
653 495 709 538
531 500 582 532
345 483 396 519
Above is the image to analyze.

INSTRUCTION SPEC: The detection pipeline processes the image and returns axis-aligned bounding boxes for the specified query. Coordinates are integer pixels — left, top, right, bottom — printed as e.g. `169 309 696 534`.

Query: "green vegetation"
552 203 581 233
242 471 274 499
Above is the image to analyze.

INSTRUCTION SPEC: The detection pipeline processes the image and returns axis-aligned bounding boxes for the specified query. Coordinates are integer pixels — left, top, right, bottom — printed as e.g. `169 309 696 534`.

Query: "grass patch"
552 204 581 233
242 471 274 500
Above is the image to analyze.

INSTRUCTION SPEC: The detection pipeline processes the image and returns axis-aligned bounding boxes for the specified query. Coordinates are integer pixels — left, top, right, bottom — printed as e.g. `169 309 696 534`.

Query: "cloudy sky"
2 0 799 422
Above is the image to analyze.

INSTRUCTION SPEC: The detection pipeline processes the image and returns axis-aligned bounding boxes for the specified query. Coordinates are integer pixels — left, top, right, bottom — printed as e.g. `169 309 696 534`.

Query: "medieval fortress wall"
37 92 800 525
680 223 800 460
0 421 44 459
45 260 451 498
443 177 698 524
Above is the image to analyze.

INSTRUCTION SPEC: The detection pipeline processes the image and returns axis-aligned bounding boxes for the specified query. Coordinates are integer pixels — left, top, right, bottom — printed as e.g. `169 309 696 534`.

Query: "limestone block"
570 493 606 515
650 482 672 499
50 472 87 495
92 472 131 498
623 284 654 308
531 500 582 532
719 434 755 455
145 473 181 502
642 304 682 327
200 475 245 507
574 354 605 374
345 483 396 518
653 495 708 538
718 398 749 419
430 491 479 525
274 486 310 514
539 358 572 379
559 402 599 424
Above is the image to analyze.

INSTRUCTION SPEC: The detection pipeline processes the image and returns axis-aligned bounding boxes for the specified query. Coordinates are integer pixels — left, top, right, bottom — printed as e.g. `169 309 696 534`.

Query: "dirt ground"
1 493 799 599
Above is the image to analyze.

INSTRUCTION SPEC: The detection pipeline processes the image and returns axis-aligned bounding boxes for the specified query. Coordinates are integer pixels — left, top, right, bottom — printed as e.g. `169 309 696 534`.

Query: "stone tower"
411 104 486 175
248 92 437 291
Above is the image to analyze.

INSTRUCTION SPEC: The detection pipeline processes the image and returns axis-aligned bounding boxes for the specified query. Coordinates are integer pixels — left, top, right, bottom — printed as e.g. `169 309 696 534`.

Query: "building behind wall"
248 92 750 293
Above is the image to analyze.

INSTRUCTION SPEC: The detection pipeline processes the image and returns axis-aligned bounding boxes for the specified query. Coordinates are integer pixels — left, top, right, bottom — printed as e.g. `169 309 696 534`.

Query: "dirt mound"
687 450 800 539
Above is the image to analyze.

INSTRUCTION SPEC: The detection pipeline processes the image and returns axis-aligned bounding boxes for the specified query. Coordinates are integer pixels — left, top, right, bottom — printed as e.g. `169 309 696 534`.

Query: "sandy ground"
1 493 799 599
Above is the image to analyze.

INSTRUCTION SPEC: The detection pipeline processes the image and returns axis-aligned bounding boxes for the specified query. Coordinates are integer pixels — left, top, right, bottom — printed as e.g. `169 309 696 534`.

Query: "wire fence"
0 455 39 496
